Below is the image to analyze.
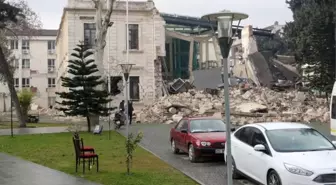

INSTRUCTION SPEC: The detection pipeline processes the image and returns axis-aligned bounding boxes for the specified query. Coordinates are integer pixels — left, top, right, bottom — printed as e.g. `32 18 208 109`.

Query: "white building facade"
56 0 166 105
0 30 58 112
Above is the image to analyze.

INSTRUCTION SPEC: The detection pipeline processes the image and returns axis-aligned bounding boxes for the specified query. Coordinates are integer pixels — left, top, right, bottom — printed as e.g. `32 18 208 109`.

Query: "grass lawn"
0 122 70 129
0 131 198 185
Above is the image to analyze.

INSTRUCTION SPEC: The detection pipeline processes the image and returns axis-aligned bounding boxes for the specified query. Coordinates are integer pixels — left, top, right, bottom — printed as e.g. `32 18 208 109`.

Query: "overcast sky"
26 0 293 29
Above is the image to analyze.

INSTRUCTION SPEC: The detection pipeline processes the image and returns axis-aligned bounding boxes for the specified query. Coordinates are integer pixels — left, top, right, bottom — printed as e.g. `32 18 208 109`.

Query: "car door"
173 120 185 149
248 128 273 183
232 126 254 176
179 120 189 152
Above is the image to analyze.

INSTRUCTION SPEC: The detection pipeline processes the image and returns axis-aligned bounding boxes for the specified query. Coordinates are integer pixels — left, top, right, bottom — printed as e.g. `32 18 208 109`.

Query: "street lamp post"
107 63 111 140
119 63 135 139
10 92 13 137
201 10 248 185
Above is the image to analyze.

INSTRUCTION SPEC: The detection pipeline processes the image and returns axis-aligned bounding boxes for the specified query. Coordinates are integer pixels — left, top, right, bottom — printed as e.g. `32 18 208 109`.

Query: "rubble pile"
34 106 85 123
135 87 330 125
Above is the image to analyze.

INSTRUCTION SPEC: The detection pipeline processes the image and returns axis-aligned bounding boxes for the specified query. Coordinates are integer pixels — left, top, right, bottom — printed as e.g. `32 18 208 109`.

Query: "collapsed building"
136 14 328 125
159 14 300 93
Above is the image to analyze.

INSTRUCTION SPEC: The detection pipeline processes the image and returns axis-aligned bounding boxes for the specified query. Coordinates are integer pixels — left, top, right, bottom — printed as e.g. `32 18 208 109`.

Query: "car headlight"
284 163 314 176
200 141 211 146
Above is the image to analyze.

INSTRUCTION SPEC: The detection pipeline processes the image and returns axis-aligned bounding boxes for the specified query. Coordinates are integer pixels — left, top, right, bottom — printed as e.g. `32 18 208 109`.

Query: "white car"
224 122 336 185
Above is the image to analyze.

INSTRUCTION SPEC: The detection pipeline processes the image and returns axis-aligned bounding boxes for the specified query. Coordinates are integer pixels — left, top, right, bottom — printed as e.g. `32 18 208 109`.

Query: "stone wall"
57 0 166 104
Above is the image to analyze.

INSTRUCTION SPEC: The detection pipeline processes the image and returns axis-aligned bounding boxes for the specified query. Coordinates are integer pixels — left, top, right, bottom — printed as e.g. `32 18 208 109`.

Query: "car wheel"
171 139 179 154
232 158 242 179
188 144 198 163
267 170 282 185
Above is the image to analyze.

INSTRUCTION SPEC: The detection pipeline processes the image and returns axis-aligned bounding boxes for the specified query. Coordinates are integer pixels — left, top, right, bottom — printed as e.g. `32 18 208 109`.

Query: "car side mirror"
332 141 336 146
181 129 188 134
230 127 236 132
254 144 266 152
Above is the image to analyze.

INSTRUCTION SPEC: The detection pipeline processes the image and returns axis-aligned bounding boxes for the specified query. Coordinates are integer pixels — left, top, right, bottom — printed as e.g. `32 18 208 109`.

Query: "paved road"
118 124 253 185
117 122 336 185
0 153 101 185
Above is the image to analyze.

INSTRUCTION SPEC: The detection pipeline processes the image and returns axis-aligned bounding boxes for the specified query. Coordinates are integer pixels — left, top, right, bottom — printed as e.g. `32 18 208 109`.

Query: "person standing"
119 100 125 111
128 100 134 125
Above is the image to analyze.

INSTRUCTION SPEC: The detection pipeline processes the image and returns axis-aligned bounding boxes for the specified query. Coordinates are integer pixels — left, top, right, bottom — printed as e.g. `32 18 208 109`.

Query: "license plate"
215 149 224 154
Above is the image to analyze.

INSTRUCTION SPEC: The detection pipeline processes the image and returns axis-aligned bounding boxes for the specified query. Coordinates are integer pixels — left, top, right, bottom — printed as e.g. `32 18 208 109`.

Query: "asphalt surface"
116 122 335 185
117 124 254 185
0 153 101 185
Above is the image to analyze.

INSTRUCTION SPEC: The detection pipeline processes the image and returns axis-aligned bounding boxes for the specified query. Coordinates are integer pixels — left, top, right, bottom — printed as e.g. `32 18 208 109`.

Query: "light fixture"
201 9 248 185
202 10 248 58
119 63 134 81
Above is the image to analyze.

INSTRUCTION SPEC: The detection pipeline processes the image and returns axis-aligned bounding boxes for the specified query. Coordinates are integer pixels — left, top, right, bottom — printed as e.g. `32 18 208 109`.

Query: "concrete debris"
135 87 329 125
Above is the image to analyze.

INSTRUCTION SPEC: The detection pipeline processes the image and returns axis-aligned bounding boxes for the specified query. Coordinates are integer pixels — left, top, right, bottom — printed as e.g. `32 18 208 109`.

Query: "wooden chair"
73 133 95 153
80 138 95 165
73 137 99 173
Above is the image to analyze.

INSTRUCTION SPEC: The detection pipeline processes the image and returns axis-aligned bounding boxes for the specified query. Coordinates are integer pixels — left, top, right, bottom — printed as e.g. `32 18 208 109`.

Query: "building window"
22 78 30 88
84 23 96 48
47 40 56 50
48 59 55 71
126 24 139 50
129 76 140 101
22 40 30 50
9 40 18 50
14 78 19 88
12 59 19 68
48 97 56 107
48 78 56 87
22 59 30 69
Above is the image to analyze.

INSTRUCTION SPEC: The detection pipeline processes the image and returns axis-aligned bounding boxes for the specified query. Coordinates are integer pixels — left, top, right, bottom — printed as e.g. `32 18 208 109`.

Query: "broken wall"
249 52 274 87
232 25 260 85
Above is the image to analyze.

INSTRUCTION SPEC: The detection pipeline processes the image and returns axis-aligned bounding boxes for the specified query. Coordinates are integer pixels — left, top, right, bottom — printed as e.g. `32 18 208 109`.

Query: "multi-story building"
56 0 165 106
0 29 58 112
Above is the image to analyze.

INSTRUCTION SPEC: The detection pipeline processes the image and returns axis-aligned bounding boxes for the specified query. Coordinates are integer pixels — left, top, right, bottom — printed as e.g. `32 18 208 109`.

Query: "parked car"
224 122 336 185
170 117 235 162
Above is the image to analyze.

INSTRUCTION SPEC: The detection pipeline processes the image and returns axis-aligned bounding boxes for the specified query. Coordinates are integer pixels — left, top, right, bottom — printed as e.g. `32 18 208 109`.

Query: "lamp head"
119 63 135 81
201 10 248 38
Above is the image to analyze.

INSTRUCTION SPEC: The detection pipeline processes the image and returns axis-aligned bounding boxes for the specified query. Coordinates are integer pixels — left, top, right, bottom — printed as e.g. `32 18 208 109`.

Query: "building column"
199 41 203 65
205 41 209 61
188 39 194 81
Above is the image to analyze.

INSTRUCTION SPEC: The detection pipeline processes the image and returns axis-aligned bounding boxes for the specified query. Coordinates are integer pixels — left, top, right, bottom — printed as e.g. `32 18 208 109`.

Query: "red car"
170 117 235 162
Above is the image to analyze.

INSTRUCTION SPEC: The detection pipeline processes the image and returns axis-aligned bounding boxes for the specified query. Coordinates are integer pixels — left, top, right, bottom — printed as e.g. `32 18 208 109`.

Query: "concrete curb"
116 131 206 185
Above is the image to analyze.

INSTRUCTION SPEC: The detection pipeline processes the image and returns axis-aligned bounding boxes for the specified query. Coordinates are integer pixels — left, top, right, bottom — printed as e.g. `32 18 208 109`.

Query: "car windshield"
266 128 335 152
190 119 226 133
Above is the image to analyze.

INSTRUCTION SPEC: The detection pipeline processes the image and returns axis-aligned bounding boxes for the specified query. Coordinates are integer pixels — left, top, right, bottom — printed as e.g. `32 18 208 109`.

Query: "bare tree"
91 0 116 125
0 0 42 127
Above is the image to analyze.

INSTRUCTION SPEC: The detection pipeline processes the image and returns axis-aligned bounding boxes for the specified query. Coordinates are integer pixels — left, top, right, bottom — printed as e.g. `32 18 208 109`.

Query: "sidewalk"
0 153 101 185
0 127 69 136
0 121 116 136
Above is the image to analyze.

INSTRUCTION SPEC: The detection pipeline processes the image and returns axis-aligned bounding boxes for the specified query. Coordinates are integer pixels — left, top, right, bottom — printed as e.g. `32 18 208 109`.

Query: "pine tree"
284 0 335 95
56 43 112 132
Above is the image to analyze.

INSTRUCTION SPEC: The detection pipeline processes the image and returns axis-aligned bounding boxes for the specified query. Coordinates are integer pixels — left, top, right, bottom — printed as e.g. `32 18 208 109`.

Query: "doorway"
129 76 140 101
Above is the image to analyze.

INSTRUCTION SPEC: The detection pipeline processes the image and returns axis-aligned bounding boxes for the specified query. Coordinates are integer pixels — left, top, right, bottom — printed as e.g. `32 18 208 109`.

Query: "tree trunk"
0 47 26 127
86 116 91 132
90 0 115 126
90 46 105 126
